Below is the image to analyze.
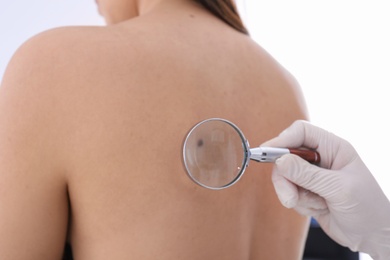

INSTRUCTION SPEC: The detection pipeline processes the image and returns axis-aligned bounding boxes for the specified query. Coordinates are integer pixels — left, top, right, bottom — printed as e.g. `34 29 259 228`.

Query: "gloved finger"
261 120 323 150
274 154 338 200
272 169 329 213
296 187 328 212
294 205 329 217
272 170 299 208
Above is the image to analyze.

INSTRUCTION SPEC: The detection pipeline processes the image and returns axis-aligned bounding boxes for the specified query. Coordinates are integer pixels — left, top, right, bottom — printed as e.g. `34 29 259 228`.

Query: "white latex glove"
262 120 390 260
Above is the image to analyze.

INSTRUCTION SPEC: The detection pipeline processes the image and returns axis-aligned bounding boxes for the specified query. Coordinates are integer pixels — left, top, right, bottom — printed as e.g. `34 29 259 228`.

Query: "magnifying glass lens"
183 119 247 189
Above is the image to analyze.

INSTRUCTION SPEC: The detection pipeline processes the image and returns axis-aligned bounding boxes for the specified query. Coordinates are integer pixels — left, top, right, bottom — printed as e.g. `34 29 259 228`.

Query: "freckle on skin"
197 139 203 147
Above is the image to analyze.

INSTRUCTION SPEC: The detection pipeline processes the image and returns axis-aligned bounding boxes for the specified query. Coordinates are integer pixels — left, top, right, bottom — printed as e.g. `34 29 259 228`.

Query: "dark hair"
196 0 249 35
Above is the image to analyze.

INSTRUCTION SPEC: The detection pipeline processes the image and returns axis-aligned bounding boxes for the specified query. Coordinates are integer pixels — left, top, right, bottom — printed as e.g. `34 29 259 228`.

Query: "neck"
136 0 190 16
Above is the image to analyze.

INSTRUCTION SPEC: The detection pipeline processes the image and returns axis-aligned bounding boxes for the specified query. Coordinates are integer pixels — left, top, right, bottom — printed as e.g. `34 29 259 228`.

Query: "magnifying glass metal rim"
182 118 251 190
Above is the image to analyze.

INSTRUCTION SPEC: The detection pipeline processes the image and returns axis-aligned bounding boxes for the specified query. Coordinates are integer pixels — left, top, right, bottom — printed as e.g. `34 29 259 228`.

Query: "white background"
1 1 389 259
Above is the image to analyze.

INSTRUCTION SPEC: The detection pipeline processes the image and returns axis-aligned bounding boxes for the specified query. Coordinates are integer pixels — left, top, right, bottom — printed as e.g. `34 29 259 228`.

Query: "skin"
0 0 309 259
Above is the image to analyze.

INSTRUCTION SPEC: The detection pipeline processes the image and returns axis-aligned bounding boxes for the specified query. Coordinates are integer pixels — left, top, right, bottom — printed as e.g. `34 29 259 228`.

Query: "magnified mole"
197 139 204 147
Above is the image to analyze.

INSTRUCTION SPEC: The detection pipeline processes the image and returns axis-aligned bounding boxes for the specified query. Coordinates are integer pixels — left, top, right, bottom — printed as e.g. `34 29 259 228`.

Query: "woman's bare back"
0 2 309 259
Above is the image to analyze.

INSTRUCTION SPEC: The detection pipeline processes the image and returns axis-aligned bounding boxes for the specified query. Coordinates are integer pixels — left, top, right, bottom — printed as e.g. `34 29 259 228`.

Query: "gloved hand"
262 120 390 260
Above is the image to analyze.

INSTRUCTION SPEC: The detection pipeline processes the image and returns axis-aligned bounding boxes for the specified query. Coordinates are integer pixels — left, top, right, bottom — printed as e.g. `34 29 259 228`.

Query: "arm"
0 32 69 259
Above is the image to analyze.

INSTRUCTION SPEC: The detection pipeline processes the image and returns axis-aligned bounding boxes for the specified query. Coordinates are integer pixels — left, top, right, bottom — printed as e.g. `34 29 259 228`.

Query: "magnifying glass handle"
250 147 320 164
288 148 320 164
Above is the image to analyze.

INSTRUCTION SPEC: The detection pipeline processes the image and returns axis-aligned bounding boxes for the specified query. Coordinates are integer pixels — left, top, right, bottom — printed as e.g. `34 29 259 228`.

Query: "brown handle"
288 148 321 164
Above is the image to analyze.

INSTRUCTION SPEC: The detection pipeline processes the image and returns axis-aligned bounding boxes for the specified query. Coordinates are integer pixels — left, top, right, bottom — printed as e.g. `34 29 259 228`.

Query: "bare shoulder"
0 26 98 259
0 25 113 142
1 24 145 123
3 25 121 83
232 37 309 120
0 25 127 181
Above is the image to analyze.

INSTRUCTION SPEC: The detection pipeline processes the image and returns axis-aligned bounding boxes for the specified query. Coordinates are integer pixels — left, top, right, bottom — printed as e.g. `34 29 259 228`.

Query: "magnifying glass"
182 118 320 190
